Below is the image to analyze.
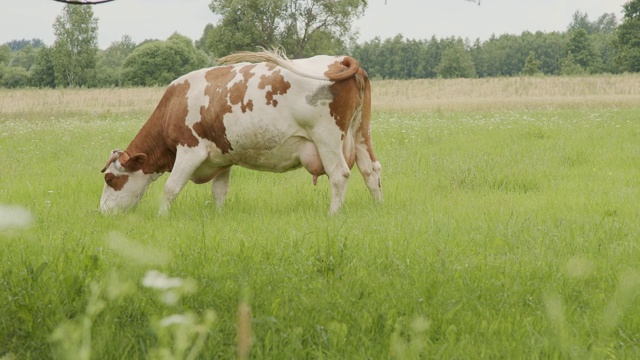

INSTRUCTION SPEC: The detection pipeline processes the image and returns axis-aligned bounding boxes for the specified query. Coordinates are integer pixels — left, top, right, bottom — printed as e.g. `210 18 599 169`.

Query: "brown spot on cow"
258 69 291 107
157 80 199 149
229 65 257 113
104 173 129 191
328 75 360 133
194 66 240 154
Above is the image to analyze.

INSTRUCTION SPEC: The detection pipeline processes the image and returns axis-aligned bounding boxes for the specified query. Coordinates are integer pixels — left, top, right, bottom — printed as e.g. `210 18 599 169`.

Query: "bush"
2 66 31 88
121 35 210 86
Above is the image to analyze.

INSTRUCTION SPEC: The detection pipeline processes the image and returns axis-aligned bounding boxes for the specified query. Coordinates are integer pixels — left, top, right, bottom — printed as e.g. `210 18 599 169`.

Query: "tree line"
353 12 618 80
1 0 639 88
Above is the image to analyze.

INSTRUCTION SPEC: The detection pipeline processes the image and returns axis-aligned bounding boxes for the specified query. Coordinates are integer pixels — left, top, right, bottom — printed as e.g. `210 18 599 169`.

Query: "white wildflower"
161 291 180 306
0 205 33 231
160 314 187 327
142 270 183 290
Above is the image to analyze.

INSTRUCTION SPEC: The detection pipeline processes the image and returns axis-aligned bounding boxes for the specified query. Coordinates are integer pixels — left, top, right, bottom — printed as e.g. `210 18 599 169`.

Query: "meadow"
2 74 640 359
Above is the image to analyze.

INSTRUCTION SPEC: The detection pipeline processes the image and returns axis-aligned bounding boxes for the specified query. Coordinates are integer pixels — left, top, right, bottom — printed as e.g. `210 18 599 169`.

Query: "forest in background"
0 0 639 88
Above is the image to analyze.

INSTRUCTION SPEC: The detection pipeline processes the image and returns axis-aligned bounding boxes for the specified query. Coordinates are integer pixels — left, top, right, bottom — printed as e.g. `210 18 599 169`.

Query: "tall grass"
376 74 640 111
2 73 639 116
2 75 640 359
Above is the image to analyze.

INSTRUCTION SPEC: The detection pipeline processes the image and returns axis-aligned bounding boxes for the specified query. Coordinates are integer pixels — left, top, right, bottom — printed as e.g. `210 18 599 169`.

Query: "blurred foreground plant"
49 232 219 360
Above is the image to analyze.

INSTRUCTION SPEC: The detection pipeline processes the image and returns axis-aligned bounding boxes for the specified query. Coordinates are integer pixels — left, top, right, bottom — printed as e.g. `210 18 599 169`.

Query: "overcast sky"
0 0 628 50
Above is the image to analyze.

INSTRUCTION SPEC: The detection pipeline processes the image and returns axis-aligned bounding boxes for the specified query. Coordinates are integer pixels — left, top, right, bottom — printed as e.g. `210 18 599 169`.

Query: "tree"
10 44 38 71
566 29 597 71
436 39 476 78
615 0 640 72
95 35 136 86
207 0 366 58
5 39 45 52
52 5 99 87
353 35 443 79
522 51 542 75
351 36 383 78
567 11 617 36
403 38 429 78
0 44 11 66
279 0 366 57
519 31 568 75
207 0 287 57
472 33 534 77
567 11 618 73
560 52 585 75
121 34 209 86
99 35 136 69
30 46 56 88
470 34 506 77
594 13 619 34
196 24 215 53
568 11 596 34
378 35 408 78
592 13 619 73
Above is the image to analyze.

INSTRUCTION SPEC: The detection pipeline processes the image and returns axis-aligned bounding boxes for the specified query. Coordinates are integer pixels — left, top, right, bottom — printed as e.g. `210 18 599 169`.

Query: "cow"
99 50 382 215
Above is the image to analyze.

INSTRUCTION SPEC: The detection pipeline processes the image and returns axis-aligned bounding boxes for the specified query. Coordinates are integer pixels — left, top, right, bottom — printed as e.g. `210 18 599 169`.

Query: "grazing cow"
99 50 382 214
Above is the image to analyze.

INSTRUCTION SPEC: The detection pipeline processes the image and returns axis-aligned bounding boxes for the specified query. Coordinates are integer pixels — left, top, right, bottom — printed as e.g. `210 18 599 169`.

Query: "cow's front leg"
212 166 231 207
329 167 350 214
159 148 206 215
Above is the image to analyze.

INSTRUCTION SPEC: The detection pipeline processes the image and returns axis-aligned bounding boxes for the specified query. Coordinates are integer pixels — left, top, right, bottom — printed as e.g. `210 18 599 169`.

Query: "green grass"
2 94 640 359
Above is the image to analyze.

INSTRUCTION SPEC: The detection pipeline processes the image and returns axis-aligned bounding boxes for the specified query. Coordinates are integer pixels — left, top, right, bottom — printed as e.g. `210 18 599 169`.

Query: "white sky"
0 0 628 50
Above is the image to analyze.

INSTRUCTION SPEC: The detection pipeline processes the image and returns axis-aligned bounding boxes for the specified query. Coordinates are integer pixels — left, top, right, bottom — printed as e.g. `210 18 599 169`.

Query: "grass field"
2 75 640 359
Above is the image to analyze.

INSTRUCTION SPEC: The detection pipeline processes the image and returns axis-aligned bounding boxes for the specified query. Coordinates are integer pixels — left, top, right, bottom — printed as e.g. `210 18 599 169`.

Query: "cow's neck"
125 114 176 176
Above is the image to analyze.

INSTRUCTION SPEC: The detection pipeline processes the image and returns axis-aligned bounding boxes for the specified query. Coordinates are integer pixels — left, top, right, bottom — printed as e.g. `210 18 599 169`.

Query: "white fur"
99 162 154 213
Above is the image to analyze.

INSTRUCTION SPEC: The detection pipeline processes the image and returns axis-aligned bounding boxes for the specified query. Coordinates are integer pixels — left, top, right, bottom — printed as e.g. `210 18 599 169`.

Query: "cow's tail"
340 69 371 169
216 49 360 82
358 70 377 163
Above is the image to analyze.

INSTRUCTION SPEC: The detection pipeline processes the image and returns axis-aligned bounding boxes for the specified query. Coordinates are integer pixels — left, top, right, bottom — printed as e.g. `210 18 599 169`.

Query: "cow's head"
99 149 152 213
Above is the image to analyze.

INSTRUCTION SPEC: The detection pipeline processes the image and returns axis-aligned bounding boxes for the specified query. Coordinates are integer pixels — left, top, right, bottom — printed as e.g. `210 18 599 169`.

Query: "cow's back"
170 57 366 158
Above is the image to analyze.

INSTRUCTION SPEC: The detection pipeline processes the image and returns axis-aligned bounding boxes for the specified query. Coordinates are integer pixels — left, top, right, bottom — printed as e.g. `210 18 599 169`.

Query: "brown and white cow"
99 50 382 214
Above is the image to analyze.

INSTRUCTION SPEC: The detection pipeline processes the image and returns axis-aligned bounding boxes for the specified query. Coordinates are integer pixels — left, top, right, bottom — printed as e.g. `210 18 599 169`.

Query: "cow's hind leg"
355 133 382 203
212 166 231 207
159 147 207 215
312 133 351 214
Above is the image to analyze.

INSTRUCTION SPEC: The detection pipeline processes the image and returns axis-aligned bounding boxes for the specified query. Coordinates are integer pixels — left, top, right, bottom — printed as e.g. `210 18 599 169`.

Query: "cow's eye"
104 173 115 184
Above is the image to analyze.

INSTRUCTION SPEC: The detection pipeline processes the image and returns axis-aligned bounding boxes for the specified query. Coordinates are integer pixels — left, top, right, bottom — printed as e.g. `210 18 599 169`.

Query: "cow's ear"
122 153 147 172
